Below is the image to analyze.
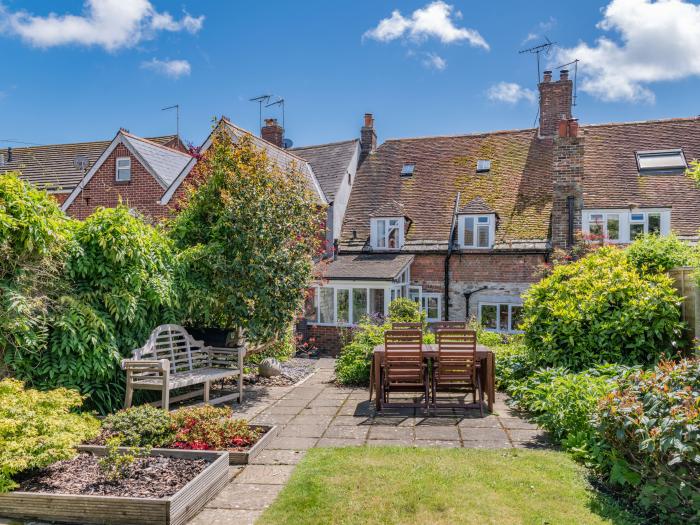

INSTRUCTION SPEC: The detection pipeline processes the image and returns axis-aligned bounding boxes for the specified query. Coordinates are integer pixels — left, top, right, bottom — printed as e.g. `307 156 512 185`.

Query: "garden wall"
670 266 699 341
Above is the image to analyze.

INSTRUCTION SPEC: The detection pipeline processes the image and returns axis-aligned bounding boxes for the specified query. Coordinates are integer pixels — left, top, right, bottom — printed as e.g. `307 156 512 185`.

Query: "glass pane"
319 288 334 324
304 289 317 322
630 213 644 222
589 214 603 237
630 223 644 240
387 224 398 249
369 289 385 317
499 305 509 332
511 306 524 331
477 225 490 247
352 289 367 324
478 216 489 223
426 296 439 320
648 213 661 234
606 215 619 240
376 220 386 248
463 217 474 246
409 287 420 303
337 289 349 324
481 305 497 330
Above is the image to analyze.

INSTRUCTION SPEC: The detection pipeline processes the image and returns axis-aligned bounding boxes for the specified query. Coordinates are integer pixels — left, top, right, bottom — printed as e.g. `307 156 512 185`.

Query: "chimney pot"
543 70 552 83
560 69 569 81
364 113 374 128
261 118 284 148
360 113 377 160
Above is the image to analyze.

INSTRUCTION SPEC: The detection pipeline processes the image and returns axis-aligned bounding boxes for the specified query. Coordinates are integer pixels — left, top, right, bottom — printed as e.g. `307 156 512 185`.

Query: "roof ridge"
0 135 178 153
382 127 537 143
120 132 191 158
581 116 700 129
292 138 359 150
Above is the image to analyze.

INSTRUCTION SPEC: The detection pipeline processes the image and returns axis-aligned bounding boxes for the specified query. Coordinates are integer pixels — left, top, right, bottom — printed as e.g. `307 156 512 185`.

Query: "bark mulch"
18 453 209 498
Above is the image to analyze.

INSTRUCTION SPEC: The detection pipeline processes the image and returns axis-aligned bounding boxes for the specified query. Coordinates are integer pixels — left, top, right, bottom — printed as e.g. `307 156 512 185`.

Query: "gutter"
444 192 460 320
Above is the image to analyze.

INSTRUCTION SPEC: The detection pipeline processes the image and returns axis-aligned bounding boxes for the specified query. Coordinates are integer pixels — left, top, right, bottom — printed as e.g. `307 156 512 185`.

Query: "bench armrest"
121 358 169 372
208 347 245 369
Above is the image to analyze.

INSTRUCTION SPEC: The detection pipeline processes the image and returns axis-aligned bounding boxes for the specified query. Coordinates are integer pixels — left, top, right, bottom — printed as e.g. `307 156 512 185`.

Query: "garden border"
0 446 229 525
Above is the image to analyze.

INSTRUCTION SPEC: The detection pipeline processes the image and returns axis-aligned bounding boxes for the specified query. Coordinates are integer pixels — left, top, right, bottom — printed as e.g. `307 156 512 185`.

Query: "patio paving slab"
323 425 370 440
206 482 283 510
460 427 510 442
265 405 305 415
415 440 462 448
330 415 371 426
462 439 512 449
267 436 319 450
250 413 296 426
290 414 334 426
188 509 262 525
317 438 366 447
251 449 307 465
414 425 461 441
368 426 414 440
367 438 414 446
233 465 296 485
299 405 340 415
278 424 328 439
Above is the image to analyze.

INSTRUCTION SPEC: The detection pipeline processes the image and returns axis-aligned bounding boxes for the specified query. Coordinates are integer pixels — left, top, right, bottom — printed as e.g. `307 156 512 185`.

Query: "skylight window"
476 159 491 173
400 163 415 177
636 149 686 174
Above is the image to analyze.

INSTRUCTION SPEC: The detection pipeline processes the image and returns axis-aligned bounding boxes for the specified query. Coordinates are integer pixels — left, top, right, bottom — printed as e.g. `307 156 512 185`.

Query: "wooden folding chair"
432 329 483 415
380 329 429 411
391 322 423 330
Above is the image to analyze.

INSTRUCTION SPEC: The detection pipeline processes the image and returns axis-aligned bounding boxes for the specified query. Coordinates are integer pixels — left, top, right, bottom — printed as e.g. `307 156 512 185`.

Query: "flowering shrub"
594 359 700 523
523 247 684 371
0 379 99 492
170 406 262 450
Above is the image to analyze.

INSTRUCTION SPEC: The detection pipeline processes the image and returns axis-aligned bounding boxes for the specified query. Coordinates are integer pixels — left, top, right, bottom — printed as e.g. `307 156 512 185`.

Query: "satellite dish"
282 138 293 149
73 155 89 171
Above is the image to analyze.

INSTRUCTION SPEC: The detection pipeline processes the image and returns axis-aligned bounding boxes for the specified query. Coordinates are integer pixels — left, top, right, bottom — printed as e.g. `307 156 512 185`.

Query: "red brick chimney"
539 69 573 138
261 118 284 148
360 113 376 163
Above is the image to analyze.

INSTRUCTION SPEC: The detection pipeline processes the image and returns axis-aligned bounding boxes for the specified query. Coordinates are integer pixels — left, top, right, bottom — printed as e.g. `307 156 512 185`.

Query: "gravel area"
244 358 316 387
18 453 209 498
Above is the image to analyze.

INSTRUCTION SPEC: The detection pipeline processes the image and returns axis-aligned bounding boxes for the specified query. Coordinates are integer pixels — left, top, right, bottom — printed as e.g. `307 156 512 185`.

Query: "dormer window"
116 157 131 181
636 149 686 174
371 217 404 250
476 160 491 173
401 164 415 177
458 214 495 249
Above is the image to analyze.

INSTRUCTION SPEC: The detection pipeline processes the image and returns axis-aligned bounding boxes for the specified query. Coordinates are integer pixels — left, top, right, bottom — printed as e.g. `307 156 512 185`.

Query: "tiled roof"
580 117 700 238
340 128 553 251
292 139 359 202
220 119 326 205
320 254 414 280
458 197 495 215
369 199 409 218
123 133 191 188
0 136 178 192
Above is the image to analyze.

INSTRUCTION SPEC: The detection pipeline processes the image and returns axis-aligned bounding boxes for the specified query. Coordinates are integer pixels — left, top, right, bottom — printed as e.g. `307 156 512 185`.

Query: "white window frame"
478 302 523 334
370 217 404 250
457 214 495 249
116 156 131 182
421 293 442 323
307 283 392 327
582 208 670 243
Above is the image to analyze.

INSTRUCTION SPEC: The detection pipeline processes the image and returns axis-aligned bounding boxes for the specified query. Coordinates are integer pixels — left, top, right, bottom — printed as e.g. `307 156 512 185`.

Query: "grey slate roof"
320 254 414 280
292 139 359 202
123 133 192 188
0 135 179 192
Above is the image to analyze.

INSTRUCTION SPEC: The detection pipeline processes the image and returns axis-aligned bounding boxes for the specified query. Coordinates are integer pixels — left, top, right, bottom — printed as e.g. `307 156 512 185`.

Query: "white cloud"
364 1 489 49
141 58 191 78
0 0 204 51
422 52 447 70
556 0 700 103
487 82 536 104
522 16 556 44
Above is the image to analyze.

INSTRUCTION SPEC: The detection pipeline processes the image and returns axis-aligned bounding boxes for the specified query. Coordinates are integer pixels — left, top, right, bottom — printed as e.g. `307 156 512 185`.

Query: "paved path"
188 358 549 525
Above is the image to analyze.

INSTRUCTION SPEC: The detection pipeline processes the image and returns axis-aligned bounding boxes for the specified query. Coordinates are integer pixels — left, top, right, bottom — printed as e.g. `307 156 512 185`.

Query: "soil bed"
17 453 209 499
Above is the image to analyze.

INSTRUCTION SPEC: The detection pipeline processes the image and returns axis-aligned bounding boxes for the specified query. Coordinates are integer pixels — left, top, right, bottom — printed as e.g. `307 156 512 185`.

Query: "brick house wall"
65 144 171 221
551 126 584 249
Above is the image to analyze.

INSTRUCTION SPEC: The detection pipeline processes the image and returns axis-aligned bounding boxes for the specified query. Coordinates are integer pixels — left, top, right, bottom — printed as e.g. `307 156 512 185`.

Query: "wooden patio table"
370 343 495 413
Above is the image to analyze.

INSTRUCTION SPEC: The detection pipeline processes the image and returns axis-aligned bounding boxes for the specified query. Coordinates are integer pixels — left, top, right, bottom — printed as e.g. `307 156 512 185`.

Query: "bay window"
583 209 669 243
371 217 404 250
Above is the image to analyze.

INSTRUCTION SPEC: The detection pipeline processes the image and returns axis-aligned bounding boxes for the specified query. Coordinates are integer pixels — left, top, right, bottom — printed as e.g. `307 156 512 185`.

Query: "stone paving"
188 358 549 525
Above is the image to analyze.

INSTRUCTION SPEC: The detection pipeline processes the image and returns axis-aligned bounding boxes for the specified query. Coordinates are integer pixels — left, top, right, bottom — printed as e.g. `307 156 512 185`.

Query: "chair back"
384 329 424 383
433 321 467 331
436 329 477 382
392 322 423 330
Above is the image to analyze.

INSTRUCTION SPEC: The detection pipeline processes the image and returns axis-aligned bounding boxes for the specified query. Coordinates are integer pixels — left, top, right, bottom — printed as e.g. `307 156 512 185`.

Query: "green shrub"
102 405 174 447
98 436 151 481
493 341 535 391
388 298 424 324
594 358 700 524
626 233 697 275
246 325 296 366
0 378 99 492
522 247 684 371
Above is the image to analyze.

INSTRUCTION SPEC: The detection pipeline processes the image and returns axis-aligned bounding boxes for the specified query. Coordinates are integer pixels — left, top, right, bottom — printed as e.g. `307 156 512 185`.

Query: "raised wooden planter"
228 424 278 465
0 446 229 525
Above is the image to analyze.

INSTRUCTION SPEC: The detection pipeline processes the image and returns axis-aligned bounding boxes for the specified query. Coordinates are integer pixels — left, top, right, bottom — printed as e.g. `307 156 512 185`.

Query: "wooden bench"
122 324 245 411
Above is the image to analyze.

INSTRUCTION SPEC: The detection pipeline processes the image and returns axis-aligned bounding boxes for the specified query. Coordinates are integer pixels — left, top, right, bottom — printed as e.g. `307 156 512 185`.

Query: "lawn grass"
257 447 639 525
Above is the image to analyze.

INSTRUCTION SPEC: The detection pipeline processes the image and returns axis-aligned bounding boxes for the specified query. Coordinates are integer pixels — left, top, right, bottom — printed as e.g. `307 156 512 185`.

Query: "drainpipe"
566 195 575 248
463 287 488 322
444 193 461 321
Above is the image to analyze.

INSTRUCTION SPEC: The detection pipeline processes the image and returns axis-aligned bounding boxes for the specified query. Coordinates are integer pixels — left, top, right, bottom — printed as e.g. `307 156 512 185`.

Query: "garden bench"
122 324 244 411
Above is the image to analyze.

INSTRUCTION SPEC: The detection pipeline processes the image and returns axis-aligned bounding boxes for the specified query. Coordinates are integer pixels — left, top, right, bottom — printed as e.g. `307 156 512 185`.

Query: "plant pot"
0 446 229 525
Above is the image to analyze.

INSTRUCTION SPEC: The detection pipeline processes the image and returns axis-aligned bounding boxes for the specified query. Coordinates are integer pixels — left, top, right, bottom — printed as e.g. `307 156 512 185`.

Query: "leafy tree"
685 158 700 186
170 129 324 342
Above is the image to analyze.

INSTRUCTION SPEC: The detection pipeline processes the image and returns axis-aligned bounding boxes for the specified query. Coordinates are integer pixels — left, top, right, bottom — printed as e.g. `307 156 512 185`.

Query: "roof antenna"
265 97 285 130
555 59 580 106
249 95 272 132
162 104 180 138
519 37 556 84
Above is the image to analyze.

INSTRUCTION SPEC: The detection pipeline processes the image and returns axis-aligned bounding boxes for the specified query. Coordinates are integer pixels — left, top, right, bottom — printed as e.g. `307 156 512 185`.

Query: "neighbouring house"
0 135 182 205
301 69 700 353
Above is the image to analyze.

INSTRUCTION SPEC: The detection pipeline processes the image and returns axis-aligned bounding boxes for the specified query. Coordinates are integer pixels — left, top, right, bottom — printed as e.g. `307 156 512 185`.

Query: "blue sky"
2 0 700 149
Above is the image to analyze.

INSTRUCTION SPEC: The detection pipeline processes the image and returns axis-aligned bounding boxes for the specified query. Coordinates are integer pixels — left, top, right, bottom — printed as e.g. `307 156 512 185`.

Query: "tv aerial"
265 97 286 130
162 104 180 137
249 94 272 132
519 37 556 83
